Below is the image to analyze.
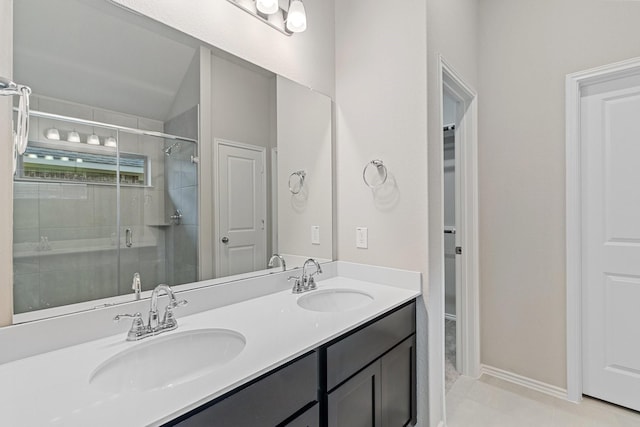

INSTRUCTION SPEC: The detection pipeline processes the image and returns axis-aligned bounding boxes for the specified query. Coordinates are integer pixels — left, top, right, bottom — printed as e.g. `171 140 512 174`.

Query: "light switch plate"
356 227 368 249
311 225 320 245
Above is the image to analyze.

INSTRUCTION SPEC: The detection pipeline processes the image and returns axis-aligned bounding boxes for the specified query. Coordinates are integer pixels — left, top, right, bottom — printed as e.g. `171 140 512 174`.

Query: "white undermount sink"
297 289 374 312
89 328 246 393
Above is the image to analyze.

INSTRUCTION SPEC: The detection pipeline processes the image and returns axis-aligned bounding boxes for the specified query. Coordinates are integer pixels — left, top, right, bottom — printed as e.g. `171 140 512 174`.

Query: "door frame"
438 56 481 379
213 138 267 278
565 56 640 403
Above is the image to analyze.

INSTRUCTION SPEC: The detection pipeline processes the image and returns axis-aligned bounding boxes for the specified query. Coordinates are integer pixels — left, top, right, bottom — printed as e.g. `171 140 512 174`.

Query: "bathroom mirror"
11 0 333 319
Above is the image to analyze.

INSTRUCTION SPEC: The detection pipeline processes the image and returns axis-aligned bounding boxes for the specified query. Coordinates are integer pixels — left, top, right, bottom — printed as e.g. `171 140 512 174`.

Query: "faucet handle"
114 312 147 341
288 276 304 294
167 299 188 310
113 312 143 323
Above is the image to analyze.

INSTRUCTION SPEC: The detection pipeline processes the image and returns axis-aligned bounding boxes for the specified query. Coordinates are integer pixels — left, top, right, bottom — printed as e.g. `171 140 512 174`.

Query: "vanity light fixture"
67 130 80 143
227 0 307 35
104 137 117 148
46 128 60 140
257 0 278 15
286 0 307 33
87 134 100 145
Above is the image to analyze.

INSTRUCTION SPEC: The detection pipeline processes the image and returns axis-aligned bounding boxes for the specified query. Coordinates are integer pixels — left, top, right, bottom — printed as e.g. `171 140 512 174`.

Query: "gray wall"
478 0 640 388
334 0 429 424
276 76 332 262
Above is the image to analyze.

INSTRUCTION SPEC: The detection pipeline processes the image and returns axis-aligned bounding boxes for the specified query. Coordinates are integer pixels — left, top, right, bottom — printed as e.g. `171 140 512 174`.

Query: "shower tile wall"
164 106 199 286
13 96 168 313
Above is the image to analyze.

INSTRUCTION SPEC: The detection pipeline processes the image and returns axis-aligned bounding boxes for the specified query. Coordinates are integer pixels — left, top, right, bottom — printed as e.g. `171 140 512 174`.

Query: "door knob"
221 237 229 244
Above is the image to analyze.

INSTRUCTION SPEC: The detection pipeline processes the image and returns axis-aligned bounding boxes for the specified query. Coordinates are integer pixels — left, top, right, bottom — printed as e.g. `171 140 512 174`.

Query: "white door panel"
217 142 266 278
582 81 640 411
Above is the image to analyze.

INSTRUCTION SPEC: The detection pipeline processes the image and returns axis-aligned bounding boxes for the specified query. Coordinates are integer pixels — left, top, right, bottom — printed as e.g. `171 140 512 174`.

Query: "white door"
582 72 640 411
217 141 266 277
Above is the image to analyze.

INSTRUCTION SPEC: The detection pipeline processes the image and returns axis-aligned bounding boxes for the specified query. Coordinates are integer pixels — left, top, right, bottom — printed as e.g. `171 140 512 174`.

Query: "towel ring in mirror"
289 170 306 194
362 159 388 188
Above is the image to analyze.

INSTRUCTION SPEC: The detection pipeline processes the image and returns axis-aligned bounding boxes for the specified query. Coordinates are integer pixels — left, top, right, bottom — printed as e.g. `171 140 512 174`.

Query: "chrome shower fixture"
0 76 32 175
0 77 20 95
163 141 182 156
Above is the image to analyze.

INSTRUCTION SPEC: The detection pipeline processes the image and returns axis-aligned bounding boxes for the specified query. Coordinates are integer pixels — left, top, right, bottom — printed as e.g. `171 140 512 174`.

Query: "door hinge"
455 246 463 255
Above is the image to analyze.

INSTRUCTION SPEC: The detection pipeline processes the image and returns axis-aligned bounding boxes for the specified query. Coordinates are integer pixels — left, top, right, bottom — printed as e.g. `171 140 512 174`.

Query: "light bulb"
105 137 117 148
286 0 307 33
46 128 60 140
67 131 80 143
87 134 100 145
257 0 278 14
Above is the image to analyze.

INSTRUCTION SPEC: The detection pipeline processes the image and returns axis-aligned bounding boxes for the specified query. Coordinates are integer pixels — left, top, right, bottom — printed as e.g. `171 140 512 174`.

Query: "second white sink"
90 328 246 394
297 289 374 312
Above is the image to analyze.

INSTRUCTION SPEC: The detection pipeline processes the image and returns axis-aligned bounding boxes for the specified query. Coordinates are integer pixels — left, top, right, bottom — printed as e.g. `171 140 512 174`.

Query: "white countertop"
0 275 420 426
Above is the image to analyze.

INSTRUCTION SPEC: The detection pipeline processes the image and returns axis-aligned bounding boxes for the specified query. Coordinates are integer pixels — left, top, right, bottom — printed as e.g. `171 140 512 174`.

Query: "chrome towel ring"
288 170 306 194
362 159 388 188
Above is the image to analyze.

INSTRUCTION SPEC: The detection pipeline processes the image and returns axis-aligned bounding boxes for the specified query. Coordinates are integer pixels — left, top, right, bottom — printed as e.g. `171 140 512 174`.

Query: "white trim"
444 313 457 322
213 138 268 278
481 364 569 401
565 56 640 404
441 57 481 379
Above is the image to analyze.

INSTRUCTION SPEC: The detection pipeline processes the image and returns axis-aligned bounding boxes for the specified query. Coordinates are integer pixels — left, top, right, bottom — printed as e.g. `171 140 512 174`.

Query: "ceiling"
13 0 199 121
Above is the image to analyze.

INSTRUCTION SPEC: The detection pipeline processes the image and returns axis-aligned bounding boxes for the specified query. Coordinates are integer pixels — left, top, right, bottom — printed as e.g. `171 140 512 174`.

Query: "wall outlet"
356 227 368 249
311 225 320 245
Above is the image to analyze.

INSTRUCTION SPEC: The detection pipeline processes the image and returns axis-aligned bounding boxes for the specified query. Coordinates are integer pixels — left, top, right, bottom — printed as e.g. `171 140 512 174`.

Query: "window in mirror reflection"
19 146 147 186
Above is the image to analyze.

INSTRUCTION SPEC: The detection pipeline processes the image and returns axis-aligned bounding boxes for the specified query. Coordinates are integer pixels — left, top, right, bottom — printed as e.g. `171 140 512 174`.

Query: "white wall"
0 0 13 326
112 0 335 98
276 76 332 261
478 0 640 388
334 0 429 423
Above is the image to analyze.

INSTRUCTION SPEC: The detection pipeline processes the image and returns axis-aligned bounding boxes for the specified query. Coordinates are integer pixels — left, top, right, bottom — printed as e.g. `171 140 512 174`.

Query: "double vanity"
0 262 421 426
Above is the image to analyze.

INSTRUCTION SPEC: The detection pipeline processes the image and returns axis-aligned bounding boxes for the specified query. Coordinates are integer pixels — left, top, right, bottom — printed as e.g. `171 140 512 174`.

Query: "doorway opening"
439 57 481 397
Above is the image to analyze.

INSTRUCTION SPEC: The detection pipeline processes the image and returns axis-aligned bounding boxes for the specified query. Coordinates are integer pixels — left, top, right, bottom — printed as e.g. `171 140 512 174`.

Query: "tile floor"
446 375 640 427
445 318 460 392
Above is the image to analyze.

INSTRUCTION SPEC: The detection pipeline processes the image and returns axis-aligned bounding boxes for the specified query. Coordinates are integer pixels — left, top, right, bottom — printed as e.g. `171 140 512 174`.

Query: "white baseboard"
445 313 457 322
480 364 568 401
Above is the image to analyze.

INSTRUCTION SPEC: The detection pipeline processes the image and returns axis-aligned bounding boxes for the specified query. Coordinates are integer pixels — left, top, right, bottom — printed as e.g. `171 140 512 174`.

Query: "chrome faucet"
132 272 141 300
302 258 322 290
268 254 287 272
288 258 323 294
114 284 188 341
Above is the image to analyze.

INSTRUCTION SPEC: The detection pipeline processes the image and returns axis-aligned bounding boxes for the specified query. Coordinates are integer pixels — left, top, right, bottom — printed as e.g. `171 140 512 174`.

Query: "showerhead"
163 141 182 156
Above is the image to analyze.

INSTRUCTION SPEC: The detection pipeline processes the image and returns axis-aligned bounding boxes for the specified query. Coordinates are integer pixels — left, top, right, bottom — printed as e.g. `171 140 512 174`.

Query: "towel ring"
362 159 388 188
288 170 306 194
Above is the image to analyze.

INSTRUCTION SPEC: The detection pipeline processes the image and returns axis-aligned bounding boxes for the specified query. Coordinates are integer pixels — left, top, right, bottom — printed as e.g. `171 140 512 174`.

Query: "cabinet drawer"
172 352 318 427
326 301 415 390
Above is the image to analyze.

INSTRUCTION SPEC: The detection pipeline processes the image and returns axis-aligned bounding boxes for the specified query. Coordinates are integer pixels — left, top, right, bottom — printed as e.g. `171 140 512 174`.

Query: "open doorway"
443 91 461 391
439 58 481 397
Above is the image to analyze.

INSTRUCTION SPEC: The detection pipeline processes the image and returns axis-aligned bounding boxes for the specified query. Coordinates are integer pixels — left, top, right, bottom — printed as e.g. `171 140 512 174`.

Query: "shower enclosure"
12 101 199 315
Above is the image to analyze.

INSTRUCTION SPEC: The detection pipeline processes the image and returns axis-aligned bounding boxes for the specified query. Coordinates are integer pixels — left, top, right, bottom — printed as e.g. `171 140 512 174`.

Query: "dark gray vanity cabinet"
165 300 417 427
324 302 417 427
284 403 320 427
168 352 318 427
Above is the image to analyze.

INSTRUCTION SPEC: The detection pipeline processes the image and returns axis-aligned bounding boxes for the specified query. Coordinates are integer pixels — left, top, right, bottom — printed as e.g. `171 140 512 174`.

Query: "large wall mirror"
12 0 333 320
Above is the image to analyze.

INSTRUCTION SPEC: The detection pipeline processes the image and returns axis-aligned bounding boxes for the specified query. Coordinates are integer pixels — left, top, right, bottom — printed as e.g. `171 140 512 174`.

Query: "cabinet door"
381 336 417 427
283 403 319 427
327 361 381 427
